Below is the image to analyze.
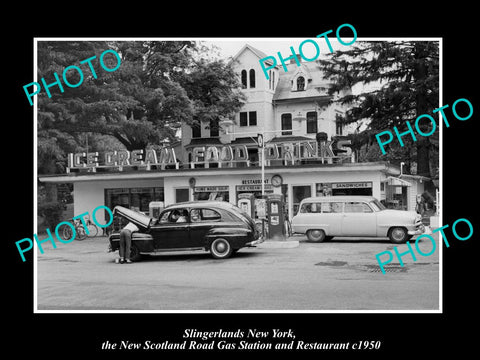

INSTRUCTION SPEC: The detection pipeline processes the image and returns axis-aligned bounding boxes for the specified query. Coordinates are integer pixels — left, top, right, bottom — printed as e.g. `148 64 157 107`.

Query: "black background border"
7 5 477 358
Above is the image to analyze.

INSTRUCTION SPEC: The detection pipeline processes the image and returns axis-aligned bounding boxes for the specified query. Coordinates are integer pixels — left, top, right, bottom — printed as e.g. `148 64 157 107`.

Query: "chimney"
290 54 302 64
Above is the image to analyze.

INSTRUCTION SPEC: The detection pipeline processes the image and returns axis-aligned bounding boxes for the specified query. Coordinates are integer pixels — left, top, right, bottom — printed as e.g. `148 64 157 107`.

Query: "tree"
36 40 245 174
318 41 439 178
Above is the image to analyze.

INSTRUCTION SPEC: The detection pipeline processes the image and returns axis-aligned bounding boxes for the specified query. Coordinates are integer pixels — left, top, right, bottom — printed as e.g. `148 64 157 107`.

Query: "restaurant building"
38 44 429 224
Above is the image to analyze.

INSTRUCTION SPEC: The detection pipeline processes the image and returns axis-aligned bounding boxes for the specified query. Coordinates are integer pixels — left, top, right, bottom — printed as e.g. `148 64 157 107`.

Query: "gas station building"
38 43 430 227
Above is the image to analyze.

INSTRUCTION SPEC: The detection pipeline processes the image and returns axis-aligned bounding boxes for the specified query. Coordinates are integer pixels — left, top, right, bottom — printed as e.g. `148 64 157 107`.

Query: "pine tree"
318 41 439 179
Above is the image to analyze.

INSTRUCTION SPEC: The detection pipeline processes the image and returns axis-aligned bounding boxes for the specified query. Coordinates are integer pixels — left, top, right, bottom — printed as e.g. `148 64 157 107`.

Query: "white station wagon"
291 196 424 243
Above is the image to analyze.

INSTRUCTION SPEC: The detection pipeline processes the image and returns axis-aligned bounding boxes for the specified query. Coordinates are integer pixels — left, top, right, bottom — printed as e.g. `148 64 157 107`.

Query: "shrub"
38 202 65 229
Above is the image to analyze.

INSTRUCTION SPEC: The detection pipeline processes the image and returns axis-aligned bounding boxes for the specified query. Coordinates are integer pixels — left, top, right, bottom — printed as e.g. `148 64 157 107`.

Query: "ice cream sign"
67 138 351 172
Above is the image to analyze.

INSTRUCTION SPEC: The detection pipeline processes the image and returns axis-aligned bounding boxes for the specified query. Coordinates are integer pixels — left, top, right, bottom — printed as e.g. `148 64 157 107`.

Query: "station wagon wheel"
210 238 233 259
307 229 326 242
389 227 408 244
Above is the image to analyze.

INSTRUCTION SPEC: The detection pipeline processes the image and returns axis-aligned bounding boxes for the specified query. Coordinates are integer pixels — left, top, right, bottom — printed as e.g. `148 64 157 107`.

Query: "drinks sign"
67 139 352 172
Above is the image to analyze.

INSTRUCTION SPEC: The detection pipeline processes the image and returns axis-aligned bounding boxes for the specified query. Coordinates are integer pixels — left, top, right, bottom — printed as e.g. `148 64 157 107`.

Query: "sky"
199 37 348 62
197 37 377 96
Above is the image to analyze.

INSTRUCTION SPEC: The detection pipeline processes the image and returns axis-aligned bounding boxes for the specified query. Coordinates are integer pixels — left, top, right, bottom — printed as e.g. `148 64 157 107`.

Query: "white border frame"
33 37 443 314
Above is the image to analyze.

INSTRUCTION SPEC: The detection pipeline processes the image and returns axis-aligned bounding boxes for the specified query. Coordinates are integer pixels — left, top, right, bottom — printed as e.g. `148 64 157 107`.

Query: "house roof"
232 44 271 63
273 60 333 102
231 43 278 67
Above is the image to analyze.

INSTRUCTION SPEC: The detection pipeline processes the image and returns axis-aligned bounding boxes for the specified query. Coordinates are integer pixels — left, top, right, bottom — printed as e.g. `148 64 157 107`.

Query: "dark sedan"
109 201 261 261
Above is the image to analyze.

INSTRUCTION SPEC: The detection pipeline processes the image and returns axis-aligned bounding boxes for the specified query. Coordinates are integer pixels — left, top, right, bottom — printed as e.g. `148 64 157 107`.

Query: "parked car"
291 196 425 243
108 201 261 261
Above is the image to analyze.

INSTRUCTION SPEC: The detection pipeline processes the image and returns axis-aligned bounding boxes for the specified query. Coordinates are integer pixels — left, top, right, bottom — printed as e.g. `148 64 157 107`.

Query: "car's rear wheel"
389 227 408 243
210 238 233 259
307 229 326 242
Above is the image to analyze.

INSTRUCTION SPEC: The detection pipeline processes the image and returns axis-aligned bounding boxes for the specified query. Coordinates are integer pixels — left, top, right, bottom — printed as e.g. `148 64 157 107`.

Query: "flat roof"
300 195 377 203
38 161 400 183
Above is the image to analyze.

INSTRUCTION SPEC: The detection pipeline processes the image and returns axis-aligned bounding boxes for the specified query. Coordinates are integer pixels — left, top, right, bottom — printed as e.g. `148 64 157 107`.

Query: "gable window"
296 76 305 91
241 70 247 89
240 111 257 126
281 113 292 135
306 111 317 133
249 69 256 88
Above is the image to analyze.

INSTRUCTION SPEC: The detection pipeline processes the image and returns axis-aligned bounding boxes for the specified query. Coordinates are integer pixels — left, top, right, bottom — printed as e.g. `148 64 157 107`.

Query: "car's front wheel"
388 227 408 244
210 238 233 259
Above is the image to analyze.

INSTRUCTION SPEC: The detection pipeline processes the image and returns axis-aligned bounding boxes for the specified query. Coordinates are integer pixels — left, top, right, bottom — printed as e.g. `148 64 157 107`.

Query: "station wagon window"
300 203 320 213
299 202 343 213
190 208 221 222
321 202 343 213
344 202 373 213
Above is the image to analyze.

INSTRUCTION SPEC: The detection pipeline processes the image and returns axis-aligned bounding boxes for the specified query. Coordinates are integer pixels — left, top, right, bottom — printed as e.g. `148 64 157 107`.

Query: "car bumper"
246 238 265 247
408 224 426 236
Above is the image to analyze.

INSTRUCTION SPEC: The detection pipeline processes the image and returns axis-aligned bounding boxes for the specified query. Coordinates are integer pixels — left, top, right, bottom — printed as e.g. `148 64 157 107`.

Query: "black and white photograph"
7 6 478 358
34 37 442 312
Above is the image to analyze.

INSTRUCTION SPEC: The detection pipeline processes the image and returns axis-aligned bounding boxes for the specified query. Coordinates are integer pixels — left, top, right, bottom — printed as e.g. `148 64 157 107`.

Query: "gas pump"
237 193 255 219
266 194 286 241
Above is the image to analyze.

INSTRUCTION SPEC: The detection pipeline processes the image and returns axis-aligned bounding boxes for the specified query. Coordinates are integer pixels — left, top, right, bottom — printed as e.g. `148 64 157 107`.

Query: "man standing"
116 222 139 264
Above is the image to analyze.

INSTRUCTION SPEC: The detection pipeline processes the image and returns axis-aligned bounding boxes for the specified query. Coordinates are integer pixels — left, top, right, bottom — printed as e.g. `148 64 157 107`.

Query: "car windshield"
369 199 386 211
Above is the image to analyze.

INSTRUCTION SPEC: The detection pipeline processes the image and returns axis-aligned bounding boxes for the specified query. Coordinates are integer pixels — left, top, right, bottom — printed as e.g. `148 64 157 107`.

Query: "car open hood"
113 206 153 231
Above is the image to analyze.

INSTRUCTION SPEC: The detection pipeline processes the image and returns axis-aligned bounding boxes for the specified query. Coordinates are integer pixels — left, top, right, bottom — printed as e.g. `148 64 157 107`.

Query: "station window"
292 185 311 215
105 187 164 214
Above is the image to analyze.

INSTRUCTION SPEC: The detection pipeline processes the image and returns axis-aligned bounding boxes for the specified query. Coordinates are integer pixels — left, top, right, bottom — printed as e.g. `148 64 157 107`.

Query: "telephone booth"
265 194 286 241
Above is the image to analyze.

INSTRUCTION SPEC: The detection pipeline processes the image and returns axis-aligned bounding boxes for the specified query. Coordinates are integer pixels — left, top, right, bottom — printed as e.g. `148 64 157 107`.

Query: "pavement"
34 232 440 312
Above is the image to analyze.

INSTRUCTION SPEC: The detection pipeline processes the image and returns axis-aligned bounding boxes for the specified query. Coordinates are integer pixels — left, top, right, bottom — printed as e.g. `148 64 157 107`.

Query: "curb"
256 239 300 249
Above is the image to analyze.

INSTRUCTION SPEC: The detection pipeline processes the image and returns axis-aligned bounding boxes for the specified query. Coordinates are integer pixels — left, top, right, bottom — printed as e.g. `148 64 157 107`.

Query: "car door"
189 208 223 247
318 201 343 235
341 201 377 236
150 208 191 250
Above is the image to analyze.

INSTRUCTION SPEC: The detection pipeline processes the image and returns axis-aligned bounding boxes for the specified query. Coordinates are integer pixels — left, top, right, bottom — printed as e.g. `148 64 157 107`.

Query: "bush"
38 202 65 229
